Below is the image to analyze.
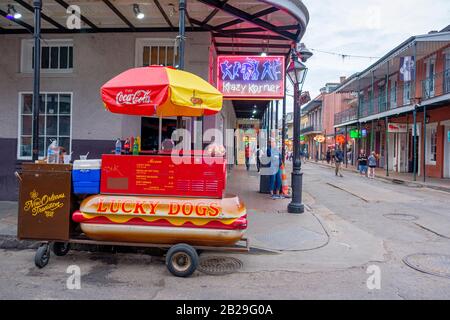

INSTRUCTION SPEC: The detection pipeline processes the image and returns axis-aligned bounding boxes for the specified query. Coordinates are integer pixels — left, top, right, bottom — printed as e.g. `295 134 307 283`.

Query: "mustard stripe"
79 212 237 226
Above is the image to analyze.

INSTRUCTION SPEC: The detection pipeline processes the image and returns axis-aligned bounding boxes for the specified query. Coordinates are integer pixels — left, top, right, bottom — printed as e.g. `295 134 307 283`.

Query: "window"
425 58 436 98
430 128 437 163
18 93 72 160
403 81 411 105
444 52 450 94
390 79 397 108
21 39 73 73
378 84 386 111
136 39 178 67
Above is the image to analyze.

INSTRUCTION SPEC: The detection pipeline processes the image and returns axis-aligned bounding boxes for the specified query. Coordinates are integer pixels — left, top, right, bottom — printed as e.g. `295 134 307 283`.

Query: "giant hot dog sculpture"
73 194 247 246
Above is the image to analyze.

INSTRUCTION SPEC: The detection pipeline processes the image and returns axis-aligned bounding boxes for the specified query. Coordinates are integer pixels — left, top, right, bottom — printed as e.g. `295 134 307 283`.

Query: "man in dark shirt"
357 149 368 177
334 147 344 177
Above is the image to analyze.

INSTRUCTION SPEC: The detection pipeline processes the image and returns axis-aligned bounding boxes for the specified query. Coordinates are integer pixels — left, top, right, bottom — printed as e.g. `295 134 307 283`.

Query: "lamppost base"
288 202 304 214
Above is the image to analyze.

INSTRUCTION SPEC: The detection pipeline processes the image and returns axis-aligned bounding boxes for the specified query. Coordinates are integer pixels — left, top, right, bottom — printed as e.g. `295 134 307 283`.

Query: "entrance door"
398 133 408 172
445 126 450 178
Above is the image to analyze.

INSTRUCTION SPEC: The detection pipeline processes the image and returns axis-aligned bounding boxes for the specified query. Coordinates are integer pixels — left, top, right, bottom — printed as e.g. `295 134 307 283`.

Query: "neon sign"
217 55 285 99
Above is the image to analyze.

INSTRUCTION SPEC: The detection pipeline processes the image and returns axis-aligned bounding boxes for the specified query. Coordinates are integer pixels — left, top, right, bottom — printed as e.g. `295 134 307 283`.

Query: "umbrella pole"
176 0 186 130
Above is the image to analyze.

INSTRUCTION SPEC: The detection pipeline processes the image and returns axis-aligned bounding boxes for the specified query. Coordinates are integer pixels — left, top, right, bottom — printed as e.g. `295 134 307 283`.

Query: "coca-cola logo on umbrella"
116 90 152 105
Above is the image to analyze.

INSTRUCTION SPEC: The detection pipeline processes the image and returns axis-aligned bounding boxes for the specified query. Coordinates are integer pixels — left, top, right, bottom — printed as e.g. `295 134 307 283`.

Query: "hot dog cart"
17 66 248 277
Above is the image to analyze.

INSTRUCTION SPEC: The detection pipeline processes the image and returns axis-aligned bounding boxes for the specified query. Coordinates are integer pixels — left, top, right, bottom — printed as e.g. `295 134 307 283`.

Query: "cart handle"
14 171 22 183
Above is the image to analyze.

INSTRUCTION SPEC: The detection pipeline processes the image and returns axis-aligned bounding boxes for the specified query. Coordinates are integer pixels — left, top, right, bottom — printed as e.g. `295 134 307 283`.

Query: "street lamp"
286 48 311 214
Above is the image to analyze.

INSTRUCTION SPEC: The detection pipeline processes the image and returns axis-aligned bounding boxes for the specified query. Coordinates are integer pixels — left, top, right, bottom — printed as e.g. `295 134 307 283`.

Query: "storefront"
0 0 309 200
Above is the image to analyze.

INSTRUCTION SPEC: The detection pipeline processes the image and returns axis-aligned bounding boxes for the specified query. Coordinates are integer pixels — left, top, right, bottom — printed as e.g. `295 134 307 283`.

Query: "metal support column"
32 0 42 162
413 108 417 181
344 125 348 167
423 105 427 182
275 100 279 143
370 119 374 152
282 95 287 162
385 116 389 177
288 80 304 214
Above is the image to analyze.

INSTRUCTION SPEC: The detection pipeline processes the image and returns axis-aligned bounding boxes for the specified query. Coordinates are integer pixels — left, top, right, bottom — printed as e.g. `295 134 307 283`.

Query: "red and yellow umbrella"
101 66 223 117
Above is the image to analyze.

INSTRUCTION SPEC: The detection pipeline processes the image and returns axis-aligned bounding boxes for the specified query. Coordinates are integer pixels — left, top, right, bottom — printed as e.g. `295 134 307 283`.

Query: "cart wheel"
165 243 199 277
35 244 50 268
51 242 70 256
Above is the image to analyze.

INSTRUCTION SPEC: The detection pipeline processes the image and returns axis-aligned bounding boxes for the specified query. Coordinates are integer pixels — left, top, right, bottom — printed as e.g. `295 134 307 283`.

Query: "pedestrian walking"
330 148 335 164
368 151 377 179
245 142 250 171
268 139 283 199
256 144 261 173
334 147 344 177
357 149 368 177
326 148 331 164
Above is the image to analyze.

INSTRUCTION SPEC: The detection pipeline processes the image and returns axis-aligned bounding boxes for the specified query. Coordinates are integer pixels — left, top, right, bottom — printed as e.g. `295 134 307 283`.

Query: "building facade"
334 28 450 179
0 0 310 200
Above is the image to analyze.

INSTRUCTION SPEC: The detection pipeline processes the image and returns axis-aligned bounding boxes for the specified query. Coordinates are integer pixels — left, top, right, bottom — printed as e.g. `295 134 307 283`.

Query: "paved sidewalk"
0 164 328 252
305 160 450 193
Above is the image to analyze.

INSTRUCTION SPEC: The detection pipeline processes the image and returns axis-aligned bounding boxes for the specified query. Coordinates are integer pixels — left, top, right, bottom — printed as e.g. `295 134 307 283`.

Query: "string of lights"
309 48 381 60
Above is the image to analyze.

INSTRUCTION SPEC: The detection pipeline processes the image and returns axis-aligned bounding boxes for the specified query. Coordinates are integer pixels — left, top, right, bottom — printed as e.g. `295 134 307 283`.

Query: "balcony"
301 124 322 134
357 81 417 119
421 68 450 100
334 107 358 126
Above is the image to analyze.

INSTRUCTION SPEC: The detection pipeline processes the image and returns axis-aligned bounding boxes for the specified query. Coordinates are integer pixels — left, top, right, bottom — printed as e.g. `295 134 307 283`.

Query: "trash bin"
17 163 73 241
259 154 272 194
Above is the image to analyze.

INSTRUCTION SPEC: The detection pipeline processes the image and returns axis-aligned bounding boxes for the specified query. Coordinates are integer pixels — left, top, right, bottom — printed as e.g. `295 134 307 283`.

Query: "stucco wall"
0 31 215 141
0 31 237 200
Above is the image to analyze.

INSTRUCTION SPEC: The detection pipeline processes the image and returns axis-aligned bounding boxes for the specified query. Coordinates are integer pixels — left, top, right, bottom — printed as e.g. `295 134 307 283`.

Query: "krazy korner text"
222 81 281 95
177 304 210 318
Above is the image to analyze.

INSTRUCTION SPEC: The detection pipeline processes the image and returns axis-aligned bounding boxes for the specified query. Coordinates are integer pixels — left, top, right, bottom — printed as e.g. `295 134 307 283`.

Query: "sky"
284 0 450 113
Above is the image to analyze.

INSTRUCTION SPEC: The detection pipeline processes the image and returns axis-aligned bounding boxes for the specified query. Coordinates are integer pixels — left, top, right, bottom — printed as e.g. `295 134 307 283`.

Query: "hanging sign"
216 55 285 99
336 134 346 144
349 129 361 139
314 135 325 143
388 123 407 133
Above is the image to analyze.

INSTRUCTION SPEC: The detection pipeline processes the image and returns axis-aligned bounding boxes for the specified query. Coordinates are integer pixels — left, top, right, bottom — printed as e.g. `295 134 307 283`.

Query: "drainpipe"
32 0 42 162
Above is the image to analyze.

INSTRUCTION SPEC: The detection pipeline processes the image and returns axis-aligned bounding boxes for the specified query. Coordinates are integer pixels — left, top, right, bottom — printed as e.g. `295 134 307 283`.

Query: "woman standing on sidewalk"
368 151 377 179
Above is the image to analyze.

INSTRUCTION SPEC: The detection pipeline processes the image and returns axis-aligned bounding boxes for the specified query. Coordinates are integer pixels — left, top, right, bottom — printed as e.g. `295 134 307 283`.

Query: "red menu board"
216 55 285 99
100 154 226 198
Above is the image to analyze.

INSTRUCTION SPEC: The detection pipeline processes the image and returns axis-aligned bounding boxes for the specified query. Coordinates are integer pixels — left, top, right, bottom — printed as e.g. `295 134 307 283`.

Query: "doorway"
444 126 450 178
141 117 177 151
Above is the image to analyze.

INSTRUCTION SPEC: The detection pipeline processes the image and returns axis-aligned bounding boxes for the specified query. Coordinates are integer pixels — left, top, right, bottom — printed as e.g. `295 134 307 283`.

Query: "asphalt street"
0 163 449 299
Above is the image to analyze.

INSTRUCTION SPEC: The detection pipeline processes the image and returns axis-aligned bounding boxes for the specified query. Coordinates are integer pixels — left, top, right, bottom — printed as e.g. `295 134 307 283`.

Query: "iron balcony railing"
334 107 358 126
421 68 450 100
358 81 416 119
301 124 322 134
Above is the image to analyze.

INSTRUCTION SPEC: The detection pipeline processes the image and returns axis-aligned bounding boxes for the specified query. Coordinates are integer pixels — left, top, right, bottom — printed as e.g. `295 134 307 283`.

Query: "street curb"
305 160 450 193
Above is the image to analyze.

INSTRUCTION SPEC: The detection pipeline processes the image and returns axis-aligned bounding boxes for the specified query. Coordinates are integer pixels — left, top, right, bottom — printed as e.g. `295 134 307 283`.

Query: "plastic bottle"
123 138 130 155
47 140 58 164
136 136 141 152
115 138 122 155
132 138 139 155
